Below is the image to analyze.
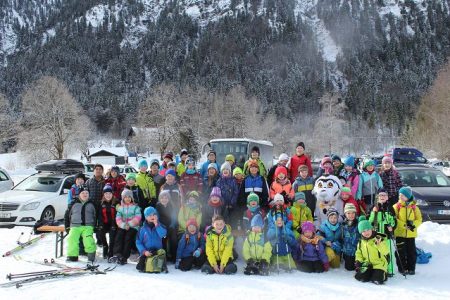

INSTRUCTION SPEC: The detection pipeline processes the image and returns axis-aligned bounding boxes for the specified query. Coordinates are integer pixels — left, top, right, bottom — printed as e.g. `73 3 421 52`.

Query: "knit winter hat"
78 184 89 194
111 166 120 174
159 190 171 201
186 218 198 229
207 163 218 172
295 192 306 201
377 187 388 196
321 156 332 166
343 156 355 167
103 184 113 194
180 149 188 156
186 191 199 200
247 192 260 205
344 203 357 214
273 193 284 204
358 216 372 234
121 189 134 200
126 173 137 181
163 152 174 161
168 161 176 168
274 166 287 178
248 160 259 169
209 186 222 200
233 167 244 176
150 159 160 167
301 221 315 233
278 153 289 162
165 169 176 178
399 186 413 201
221 162 232 172
326 207 339 218
225 154 235 163
251 214 264 229
382 156 393 164
331 155 341 162
144 206 158 218
341 185 352 196
137 159 148 169
296 142 305 149
363 159 375 169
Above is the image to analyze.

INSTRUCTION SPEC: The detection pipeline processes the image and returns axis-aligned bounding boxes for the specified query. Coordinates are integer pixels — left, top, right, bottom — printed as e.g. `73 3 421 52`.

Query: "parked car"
389 147 428 164
0 167 14 193
429 160 450 177
117 165 137 176
85 163 95 177
0 159 85 228
397 165 450 224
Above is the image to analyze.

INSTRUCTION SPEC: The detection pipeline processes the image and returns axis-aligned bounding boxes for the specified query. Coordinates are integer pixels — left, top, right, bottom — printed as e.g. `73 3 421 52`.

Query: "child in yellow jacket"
201 215 237 275
355 216 390 285
242 214 272 275
393 186 422 275
291 192 313 239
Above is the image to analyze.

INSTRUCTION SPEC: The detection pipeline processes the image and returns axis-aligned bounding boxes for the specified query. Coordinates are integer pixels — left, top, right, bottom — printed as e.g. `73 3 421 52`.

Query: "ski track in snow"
0 222 449 299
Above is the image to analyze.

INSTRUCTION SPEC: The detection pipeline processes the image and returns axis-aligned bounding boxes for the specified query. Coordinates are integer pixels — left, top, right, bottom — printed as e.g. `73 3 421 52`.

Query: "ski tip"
3 252 11 257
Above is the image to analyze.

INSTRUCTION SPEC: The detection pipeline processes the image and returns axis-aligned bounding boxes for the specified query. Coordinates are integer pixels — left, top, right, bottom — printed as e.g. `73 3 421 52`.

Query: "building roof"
88 147 128 157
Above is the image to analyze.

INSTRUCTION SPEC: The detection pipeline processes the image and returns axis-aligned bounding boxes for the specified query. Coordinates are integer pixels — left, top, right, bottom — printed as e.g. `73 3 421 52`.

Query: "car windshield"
13 175 63 192
399 169 450 187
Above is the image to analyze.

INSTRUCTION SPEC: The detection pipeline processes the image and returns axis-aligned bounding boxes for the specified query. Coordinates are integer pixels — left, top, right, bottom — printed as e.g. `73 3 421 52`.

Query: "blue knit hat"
165 169 176 178
138 159 148 169
144 206 158 218
295 192 306 201
399 186 413 201
103 184 113 194
250 214 264 229
343 156 355 167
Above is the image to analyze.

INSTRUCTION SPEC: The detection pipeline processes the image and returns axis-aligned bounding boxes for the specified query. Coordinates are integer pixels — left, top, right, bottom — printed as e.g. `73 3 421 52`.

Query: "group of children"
64 145 422 283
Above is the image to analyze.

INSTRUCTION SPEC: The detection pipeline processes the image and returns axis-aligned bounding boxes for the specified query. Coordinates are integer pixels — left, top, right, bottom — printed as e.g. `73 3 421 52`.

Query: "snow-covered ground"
0 222 449 299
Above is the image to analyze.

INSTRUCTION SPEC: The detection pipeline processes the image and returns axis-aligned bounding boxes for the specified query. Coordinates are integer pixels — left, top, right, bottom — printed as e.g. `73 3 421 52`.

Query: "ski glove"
193 248 201 258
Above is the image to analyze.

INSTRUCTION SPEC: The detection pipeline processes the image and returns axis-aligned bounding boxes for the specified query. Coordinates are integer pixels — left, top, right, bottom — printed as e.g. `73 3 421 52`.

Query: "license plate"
0 212 11 218
438 210 450 215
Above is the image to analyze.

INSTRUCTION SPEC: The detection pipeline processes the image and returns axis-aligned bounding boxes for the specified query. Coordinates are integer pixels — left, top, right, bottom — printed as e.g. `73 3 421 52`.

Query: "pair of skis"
2 231 50 257
1 259 116 288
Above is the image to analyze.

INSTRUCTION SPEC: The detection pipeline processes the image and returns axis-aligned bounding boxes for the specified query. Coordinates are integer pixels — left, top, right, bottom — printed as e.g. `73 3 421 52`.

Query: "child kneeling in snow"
318 208 342 269
201 215 237 275
175 218 206 271
136 207 168 273
296 221 329 273
355 216 389 284
243 214 272 275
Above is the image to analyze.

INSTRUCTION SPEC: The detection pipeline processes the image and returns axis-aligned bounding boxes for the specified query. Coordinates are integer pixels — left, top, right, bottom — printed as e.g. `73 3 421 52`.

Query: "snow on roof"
209 138 273 147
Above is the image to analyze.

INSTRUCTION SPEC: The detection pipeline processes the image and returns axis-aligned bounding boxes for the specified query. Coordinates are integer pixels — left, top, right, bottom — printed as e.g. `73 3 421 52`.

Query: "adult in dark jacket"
379 156 403 206
156 190 179 262
86 164 105 207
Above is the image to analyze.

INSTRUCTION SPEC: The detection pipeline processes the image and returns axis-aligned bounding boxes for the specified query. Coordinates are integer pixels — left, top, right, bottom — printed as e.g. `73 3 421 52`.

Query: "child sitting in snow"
242 214 272 276
355 216 390 284
291 192 313 239
242 192 266 232
318 208 342 269
175 218 206 271
296 221 329 273
201 215 237 275
136 207 168 273
267 207 297 272
341 203 360 271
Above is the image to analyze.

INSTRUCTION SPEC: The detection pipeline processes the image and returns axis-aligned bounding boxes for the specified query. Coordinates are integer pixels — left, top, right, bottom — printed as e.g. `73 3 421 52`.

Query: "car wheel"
40 206 55 221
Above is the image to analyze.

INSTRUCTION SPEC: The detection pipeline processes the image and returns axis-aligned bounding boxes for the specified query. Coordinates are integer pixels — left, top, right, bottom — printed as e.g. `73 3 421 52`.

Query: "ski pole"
7 270 61 280
391 238 407 279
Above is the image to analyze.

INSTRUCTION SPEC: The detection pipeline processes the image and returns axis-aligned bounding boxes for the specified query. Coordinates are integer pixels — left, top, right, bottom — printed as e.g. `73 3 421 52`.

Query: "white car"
0 172 77 227
0 167 14 193
430 161 450 177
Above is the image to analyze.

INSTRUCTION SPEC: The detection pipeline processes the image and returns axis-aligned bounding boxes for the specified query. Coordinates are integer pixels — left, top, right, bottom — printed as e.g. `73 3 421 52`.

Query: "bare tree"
18 76 91 163
403 59 450 159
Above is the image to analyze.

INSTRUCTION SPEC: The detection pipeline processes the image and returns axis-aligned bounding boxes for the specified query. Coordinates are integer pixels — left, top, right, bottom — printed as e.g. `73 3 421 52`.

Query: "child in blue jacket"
341 203 360 271
136 207 167 272
318 208 342 268
175 218 206 271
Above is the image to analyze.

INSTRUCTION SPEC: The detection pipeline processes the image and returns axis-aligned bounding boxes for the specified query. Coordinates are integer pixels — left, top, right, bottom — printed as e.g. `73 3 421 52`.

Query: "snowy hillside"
0 222 449 299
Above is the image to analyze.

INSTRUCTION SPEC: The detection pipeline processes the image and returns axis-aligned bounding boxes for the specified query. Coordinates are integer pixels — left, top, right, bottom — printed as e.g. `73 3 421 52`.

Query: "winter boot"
259 260 269 276
108 255 120 264
66 256 78 262
87 253 96 263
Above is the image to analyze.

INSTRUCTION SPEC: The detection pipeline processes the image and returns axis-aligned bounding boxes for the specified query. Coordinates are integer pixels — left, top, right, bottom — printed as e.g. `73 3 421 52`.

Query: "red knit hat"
274 166 287 178
186 218 198 229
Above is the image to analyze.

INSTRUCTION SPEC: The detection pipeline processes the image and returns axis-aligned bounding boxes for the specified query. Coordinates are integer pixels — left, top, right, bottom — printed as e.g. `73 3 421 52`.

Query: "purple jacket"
297 240 329 263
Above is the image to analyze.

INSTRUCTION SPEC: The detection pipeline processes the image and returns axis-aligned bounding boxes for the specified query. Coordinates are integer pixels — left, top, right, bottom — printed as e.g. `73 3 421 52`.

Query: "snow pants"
298 260 324 273
325 247 341 268
67 226 96 257
395 237 416 273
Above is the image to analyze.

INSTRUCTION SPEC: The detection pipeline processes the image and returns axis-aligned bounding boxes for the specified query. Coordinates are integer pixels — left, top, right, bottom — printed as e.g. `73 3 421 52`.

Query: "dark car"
397 165 450 224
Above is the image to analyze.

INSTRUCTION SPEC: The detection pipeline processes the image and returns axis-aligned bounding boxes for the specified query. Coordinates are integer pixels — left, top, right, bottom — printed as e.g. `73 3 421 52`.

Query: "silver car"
0 167 14 193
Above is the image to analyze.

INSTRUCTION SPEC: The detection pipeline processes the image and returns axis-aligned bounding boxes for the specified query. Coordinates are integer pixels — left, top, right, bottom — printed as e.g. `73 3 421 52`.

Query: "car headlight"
415 198 429 206
21 202 41 211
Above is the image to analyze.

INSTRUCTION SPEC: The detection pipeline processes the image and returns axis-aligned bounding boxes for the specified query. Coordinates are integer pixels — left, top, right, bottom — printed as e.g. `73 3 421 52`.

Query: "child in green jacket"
243 214 272 275
369 188 396 276
355 216 390 285
291 192 313 239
